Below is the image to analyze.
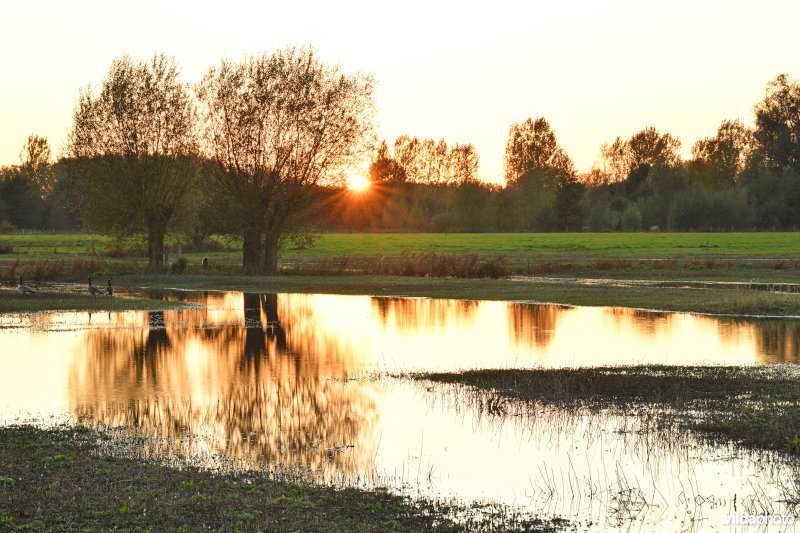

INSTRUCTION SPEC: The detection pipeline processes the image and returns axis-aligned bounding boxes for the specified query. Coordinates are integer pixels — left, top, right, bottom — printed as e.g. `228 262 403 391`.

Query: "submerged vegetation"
0 425 563 532
411 365 800 454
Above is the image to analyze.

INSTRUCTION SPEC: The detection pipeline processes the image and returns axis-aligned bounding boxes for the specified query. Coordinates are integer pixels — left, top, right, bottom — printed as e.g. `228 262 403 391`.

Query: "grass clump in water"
409 365 800 454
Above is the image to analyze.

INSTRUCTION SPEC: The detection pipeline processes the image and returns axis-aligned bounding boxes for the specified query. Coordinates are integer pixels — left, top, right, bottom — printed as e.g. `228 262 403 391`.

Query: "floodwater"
2 290 800 531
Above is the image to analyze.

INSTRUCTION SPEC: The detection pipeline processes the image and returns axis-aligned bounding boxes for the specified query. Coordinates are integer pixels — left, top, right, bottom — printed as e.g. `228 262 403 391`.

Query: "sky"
1 0 799 183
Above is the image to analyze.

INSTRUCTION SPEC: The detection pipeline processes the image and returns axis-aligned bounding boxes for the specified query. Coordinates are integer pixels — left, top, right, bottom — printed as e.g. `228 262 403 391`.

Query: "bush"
169 257 188 274
0 221 15 234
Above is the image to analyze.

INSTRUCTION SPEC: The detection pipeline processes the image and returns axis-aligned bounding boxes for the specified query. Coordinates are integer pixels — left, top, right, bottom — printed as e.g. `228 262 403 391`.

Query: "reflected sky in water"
1 291 800 531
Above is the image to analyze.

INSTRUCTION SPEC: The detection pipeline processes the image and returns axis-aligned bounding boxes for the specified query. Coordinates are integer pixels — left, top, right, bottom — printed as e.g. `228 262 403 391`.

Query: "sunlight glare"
347 176 370 191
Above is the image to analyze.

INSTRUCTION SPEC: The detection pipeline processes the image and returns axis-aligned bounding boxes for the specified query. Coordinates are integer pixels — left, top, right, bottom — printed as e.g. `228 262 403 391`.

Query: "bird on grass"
17 276 35 296
87 276 104 298
106 278 113 296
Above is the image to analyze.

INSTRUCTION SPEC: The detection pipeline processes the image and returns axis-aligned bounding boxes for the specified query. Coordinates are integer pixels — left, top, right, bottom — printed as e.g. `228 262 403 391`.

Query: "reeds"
289 252 511 278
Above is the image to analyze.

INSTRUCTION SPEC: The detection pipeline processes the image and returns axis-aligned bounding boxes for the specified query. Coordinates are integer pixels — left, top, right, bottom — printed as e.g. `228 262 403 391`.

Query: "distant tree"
197 47 375 272
739 163 800 228
503 117 574 186
369 141 406 183
599 127 681 184
390 136 478 185
0 166 46 229
393 136 422 182
64 54 198 266
449 143 479 184
754 74 800 173
554 175 586 230
18 135 55 198
668 187 754 230
689 119 754 188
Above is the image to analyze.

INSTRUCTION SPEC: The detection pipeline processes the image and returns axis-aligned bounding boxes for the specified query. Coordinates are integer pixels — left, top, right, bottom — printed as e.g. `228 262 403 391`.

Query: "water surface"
2 290 799 531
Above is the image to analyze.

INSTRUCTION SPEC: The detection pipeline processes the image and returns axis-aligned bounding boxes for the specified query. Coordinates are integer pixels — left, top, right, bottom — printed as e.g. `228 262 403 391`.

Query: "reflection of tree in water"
613 308 670 336
370 297 478 330
508 303 570 349
69 293 378 474
747 319 800 363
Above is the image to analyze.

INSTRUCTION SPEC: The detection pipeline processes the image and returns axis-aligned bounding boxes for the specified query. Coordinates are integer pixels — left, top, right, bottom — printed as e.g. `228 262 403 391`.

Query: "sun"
347 176 370 191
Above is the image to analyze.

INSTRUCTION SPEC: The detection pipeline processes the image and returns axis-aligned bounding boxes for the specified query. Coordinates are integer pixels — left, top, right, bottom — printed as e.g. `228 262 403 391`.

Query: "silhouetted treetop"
754 73 800 173
503 117 574 186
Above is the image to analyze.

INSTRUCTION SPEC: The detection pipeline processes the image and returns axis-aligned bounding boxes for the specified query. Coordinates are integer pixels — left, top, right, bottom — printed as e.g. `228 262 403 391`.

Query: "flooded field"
2 290 800 531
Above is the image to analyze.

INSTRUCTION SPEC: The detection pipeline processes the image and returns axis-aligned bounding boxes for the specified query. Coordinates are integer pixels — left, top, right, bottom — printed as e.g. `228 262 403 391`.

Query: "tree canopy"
196 46 375 271
64 53 198 265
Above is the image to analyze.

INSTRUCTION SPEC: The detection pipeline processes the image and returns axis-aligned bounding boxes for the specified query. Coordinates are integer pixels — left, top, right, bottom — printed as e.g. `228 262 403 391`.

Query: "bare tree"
65 54 197 266
196 47 375 272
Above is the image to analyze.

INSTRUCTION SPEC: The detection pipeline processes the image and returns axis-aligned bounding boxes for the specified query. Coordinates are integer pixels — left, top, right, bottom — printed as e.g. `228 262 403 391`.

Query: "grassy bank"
0 426 560 532
1 273 798 316
410 365 800 454
119 274 800 316
0 290 190 314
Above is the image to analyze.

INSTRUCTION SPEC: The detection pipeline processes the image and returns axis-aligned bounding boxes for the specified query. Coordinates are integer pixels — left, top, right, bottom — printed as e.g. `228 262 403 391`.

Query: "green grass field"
2 232 800 262
2 232 800 316
286 232 800 257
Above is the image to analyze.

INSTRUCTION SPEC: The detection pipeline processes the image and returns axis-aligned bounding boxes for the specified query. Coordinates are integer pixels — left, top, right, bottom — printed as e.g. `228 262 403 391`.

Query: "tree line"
1 49 799 271
337 74 800 233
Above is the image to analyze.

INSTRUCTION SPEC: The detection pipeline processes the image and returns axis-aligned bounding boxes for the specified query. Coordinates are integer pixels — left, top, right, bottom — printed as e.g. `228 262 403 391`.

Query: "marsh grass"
0 425 565 532
409 365 800 454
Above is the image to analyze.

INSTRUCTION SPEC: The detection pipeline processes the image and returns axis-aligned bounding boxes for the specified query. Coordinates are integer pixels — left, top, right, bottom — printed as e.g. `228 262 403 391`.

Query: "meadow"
3 232 800 315
3 231 800 261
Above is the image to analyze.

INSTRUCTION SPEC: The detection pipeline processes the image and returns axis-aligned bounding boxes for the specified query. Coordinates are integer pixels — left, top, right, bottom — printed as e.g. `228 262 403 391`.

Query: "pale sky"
1 0 798 183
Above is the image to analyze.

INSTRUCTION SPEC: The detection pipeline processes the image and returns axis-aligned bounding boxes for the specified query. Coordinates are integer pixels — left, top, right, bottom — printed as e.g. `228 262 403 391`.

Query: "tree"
368 141 406 183
598 127 681 184
449 143 479 184
503 117 573 186
0 166 46 229
65 54 198 266
689 119 754 188
754 74 800 173
18 135 55 198
197 47 375 272
390 136 477 185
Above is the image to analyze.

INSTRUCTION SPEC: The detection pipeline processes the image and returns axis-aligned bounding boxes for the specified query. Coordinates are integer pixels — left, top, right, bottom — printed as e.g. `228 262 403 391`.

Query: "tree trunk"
242 226 262 269
264 231 280 275
147 227 165 267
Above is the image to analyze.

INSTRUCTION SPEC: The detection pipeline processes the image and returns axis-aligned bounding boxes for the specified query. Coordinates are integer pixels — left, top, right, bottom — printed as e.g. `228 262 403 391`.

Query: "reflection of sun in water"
347 176 370 191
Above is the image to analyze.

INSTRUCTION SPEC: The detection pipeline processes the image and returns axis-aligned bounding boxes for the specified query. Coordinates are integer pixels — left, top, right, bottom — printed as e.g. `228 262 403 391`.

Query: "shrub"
169 257 188 274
